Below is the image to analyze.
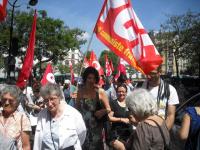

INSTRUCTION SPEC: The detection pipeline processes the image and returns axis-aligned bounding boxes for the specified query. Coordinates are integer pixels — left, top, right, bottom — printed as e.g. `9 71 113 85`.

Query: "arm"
75 88 82 110
94 88 111 119
179 113 191 140
21 131 31 150
108 111 129 124
75 111 87 145
166 105 176 130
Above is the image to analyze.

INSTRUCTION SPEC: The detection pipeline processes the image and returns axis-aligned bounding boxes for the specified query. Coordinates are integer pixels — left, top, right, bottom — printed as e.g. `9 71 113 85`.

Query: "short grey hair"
126 88 158 119
40 83 64 100
1 85 22 104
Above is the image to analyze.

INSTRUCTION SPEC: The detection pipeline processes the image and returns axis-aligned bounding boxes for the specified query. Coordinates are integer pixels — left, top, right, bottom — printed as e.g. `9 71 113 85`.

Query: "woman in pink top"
0 85 31 150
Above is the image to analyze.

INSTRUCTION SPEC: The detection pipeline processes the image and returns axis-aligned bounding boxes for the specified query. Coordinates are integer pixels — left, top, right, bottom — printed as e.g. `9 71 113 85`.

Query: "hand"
71 92 77 99
120 118 130 124
94 109 107 119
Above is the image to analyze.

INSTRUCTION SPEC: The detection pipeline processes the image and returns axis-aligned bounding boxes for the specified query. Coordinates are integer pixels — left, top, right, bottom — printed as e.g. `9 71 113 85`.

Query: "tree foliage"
0 9 87 77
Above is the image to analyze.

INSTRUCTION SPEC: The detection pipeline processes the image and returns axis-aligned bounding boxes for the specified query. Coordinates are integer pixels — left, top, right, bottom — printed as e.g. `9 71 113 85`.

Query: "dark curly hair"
82 67 100 84
116 83 128 92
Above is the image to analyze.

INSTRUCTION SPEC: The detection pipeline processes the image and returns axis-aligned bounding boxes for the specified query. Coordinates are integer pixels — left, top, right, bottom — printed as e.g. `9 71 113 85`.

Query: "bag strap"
146 119 168 148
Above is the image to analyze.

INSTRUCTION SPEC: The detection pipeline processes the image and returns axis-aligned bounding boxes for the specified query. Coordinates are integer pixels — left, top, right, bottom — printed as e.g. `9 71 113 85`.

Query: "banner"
0 0 8 21
41 63 55 86
94 0 163 74
16 11 37 88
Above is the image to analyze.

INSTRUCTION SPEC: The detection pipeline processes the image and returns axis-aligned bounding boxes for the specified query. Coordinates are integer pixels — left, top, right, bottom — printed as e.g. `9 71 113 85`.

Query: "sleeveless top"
79 92 104 150
185 107 200 150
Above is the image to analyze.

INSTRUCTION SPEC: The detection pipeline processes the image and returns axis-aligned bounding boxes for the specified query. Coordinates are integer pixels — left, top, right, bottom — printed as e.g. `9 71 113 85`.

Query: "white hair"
126 88 158 119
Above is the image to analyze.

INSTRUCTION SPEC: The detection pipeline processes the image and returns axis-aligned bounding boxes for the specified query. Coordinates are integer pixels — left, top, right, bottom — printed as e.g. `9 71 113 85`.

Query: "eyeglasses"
1 98 16 105
43 96 59 104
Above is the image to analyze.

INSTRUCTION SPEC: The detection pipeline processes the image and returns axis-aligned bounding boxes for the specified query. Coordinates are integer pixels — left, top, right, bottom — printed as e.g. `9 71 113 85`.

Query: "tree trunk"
174 54 179 78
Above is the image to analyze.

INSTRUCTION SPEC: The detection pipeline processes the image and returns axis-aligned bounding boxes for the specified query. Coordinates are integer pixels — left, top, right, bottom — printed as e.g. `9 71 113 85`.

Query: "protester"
179 106 200 149
0 85 31 150
142 65 179 130
33 83 86 150
76 66 111 150
126 88 170 150
108 83 133 150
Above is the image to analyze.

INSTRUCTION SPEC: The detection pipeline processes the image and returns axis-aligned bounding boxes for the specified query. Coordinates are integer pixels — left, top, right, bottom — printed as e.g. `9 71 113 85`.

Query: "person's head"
146 65 162 86
117 74 128 84
63 79 71 89
82 67 100 85
126 88 157 123
40 83 64 114
116 84 127 101
0 85 22 115
32 82 41 98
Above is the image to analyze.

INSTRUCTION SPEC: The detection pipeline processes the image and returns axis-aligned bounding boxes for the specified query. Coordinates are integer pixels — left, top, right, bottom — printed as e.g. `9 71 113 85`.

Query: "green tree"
0 9 86 78
99 50 118 75
160 11 200 77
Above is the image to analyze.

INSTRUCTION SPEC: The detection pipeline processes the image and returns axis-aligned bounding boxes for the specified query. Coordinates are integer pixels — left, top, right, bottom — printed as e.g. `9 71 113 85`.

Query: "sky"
15 0 200 57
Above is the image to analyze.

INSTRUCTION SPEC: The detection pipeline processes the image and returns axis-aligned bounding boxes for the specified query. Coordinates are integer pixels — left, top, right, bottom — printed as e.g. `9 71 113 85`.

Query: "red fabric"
105 54 112 76
89 51 104 75
114 58 126 80
83 57 89 68
109 59 114 72
16 11 37 88
41 63 55 86
94 0 163 74
0 0 8 21
69 61 75 85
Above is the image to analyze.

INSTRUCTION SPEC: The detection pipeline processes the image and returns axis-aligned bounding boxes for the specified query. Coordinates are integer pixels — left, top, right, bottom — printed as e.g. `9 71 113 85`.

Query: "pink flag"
105 54 112 76
41 63 56 86
16 11 37 88
0 0 8 21
69 61 75 85
89 51 104 75
94 0 163 74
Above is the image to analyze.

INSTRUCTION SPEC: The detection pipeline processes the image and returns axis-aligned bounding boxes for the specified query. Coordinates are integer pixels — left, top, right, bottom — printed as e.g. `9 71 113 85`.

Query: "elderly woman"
126 88 170 150
33 83 86 150
76 67 111 150
0 85 31 150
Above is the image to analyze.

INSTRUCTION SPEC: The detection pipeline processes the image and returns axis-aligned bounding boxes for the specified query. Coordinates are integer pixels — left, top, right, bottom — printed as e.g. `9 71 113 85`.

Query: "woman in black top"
108 84 133 150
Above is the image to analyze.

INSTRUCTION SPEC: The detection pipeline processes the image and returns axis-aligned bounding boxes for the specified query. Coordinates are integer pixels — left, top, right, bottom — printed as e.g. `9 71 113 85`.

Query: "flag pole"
77 32 94 86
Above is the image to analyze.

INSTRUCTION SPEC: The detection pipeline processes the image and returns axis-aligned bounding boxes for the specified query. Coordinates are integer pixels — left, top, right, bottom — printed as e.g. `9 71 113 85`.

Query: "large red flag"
0 0 8 22
89 51 104 75
69 61 75 85
16 11 37 88
41 63 56 86
105 54 112 76
94 0 163 74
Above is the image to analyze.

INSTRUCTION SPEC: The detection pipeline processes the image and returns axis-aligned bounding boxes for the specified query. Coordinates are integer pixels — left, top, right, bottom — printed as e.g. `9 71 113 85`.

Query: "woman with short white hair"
125 88 170 150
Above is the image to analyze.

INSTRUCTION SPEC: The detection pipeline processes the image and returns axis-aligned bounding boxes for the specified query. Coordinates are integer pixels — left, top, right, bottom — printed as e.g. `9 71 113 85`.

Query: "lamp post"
7 0 38 80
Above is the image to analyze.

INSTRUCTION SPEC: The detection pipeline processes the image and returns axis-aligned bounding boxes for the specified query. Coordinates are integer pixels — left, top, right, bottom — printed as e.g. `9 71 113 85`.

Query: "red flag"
41 63 56 86
69 61 75 85
0 0 8 22
89 51 104 75
94 0 163 74
109 59 114 72
83 57 89 68
105 54 112 76
114 58 126 81
16 11 37 88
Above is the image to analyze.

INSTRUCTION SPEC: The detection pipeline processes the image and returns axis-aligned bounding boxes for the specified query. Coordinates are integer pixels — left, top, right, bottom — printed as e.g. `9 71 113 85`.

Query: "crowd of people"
0 66 199 150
